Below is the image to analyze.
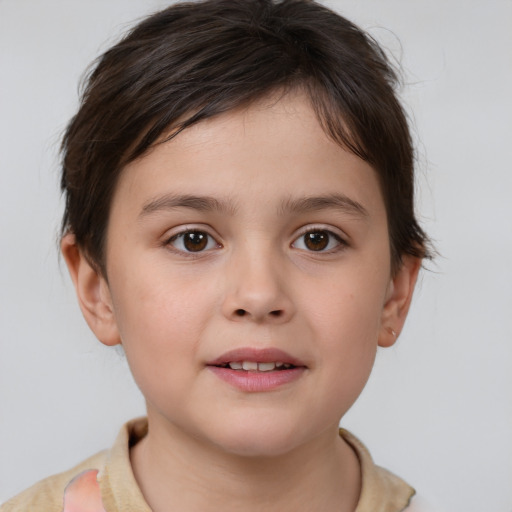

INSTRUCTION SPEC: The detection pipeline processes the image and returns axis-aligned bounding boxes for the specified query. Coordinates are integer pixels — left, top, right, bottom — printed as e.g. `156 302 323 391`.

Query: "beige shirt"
1 418 419 512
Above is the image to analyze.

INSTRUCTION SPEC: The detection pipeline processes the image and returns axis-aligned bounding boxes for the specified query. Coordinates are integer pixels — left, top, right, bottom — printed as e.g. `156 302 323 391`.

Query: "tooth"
276 362 284 368
242 361 258 371
283 363 291 369
258 362 276 372
229 362 243 370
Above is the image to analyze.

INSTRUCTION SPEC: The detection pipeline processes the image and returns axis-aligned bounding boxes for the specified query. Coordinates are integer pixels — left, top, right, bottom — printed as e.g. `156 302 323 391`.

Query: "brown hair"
61 0 430 275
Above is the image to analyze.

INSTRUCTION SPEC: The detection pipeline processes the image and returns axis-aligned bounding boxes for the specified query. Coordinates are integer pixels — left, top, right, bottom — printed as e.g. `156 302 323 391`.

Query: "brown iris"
304 231 330 251
183 231 208 251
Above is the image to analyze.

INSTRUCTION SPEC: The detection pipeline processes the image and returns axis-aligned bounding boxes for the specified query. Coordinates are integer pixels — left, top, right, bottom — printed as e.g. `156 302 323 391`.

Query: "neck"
130 415 361 512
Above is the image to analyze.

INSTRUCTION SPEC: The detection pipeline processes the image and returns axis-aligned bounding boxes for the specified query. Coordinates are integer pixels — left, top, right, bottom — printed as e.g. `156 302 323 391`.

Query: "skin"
62 91 420 512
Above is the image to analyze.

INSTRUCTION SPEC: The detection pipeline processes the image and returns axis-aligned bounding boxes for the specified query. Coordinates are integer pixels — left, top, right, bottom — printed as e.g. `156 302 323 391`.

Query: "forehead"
112 91 386 222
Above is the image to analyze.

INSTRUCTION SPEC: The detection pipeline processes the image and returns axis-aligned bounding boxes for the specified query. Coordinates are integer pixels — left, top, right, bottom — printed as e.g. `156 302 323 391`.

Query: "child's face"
67 91 418 457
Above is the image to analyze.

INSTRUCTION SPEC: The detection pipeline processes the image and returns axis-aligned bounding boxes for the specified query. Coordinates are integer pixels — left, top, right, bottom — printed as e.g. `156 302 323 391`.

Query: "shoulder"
339 429 445 512
340 429 414 511
1 418 149 512
0 450 106 512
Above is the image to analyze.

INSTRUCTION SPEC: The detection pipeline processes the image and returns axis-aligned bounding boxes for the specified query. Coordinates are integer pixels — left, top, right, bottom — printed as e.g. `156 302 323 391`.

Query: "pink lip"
206 347 307 393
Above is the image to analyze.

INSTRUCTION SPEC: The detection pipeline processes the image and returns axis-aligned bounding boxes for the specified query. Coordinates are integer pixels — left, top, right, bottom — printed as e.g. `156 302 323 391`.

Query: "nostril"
233 309 284 318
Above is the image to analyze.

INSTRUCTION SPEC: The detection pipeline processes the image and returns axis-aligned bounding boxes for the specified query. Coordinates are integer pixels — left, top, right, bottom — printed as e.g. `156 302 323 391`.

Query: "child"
2 0 433 510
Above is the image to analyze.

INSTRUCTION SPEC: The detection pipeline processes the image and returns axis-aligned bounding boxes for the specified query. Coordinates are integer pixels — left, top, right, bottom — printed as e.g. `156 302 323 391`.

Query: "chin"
207 419 307 459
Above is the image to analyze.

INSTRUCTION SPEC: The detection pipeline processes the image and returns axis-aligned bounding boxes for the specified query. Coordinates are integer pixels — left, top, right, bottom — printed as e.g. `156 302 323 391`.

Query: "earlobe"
378 256 421 348
61 234 121 347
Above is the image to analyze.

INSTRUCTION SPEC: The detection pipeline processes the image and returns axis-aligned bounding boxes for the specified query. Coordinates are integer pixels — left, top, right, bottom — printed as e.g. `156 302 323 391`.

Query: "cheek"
316 292 379 383
308 298 379 421
302 268 387 343
297 267 387 399
108 265 218 383
111 255 214 331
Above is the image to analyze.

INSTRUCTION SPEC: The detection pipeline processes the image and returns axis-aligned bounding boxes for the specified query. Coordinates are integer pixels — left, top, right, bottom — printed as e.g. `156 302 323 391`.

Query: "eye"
292 229 344 252
168 230 219 253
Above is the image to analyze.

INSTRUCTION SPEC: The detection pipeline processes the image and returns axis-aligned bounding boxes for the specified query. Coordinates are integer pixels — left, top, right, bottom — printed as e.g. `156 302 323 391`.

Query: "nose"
221 246 295 324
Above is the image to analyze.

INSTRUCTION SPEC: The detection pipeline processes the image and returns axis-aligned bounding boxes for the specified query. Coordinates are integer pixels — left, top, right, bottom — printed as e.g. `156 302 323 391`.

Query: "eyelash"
291 227 347 253
166 228 220 255
165 226 347 255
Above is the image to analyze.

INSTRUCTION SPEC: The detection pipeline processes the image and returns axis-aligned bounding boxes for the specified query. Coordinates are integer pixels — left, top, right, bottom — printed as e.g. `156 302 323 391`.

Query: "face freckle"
102 91 397 457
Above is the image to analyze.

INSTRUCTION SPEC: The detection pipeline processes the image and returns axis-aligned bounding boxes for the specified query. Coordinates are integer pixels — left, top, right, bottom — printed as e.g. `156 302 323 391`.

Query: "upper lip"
206 347 307 367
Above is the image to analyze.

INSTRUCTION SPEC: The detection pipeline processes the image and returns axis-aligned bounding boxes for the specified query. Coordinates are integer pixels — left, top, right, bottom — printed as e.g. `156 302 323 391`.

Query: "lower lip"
207 366 305 392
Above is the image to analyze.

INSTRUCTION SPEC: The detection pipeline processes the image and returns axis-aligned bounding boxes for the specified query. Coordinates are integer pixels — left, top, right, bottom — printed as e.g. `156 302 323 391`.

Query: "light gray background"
1 1 511 510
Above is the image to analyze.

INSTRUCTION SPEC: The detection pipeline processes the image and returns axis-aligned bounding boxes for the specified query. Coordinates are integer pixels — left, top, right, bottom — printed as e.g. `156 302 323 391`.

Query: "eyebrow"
278 193 368 219
140 193 238 218
139 192 368 219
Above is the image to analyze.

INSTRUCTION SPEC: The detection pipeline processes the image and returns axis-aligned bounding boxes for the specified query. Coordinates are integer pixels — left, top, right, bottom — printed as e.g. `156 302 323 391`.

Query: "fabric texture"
2 418 419 512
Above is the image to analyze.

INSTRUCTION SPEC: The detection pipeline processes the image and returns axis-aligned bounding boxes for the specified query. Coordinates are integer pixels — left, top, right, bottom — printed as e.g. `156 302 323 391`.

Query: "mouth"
206 347 306 392
214 361 297 372
206 347 306 371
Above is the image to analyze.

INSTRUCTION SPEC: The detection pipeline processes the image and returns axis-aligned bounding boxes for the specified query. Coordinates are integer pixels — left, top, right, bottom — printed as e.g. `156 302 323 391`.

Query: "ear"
61 233 121 347
378 256 421 348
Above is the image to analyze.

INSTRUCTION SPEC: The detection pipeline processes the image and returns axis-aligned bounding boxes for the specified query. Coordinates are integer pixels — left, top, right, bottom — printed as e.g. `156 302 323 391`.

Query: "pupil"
305 231 328 251
184 232 207 251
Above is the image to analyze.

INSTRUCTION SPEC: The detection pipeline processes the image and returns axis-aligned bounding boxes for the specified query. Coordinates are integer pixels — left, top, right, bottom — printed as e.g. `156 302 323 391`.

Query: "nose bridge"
222 237 293 322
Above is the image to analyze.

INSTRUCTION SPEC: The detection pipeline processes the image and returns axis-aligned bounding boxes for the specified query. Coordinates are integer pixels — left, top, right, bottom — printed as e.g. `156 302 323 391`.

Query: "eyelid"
163 223 220 238
291 224 349 252
293 223 348 240
164 224 222 254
